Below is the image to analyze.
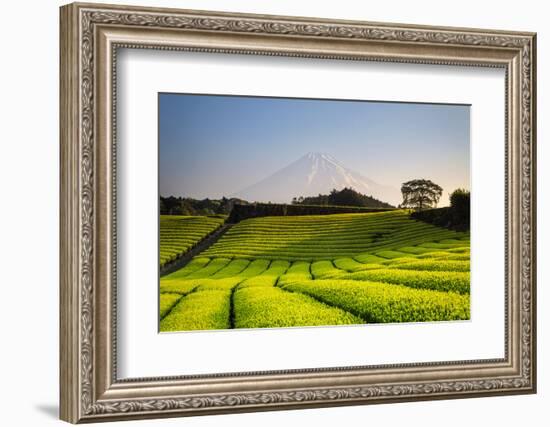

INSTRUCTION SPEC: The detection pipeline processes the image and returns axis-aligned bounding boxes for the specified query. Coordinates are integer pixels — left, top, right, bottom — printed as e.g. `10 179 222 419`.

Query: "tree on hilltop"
400 179 443 210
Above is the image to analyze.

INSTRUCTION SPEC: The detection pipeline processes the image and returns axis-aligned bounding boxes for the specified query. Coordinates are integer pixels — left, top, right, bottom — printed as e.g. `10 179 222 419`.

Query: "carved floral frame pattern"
60 2 536 423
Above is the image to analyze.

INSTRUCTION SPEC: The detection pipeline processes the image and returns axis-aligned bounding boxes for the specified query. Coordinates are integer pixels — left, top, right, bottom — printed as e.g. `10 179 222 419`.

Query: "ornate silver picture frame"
60 2 536 423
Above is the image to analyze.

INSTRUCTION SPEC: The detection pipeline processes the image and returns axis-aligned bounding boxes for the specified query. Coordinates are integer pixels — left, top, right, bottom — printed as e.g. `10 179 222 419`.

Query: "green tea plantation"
159 210 470 331
159 215 225 267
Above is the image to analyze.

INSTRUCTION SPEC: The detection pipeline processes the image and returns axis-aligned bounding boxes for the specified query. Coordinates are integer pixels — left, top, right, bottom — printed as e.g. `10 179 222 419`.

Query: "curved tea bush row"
202 211 468 261
239 260 291 288
160 215 224 267
278 261 312 284
258 260 291 276
380 256 419 266
333 258 382 272
159 293 183 319
311 261 344 279
159 210 471 331
354 253 388 264
388 260 470 272
161 277 242 294
375 250 411 259
160 279 199 295
160 290 231 331
196 277 244 291
162 257 211 280
397 246 438 255
336 269 470 294
183 258 232 279
238 276 279 288
281 279 470 323
233 286 362 328
210 259 250 279
419 242 468 250
413 252 470 261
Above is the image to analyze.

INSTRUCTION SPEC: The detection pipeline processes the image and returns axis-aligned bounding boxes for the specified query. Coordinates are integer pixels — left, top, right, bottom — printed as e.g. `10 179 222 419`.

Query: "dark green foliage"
227 202 393 223
160 195 247 216
410 207 452 228
450 188 470 229
292 187 394 209
401 179 443 210
410 188 470 231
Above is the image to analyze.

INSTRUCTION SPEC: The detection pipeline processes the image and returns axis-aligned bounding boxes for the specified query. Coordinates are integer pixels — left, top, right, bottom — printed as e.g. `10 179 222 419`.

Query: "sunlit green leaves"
159 211 471 331
282 279 470 323
234 287 362 328
159 215 224 267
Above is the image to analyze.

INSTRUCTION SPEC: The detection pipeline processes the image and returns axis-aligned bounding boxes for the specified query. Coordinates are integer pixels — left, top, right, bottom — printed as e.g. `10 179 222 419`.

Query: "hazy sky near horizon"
159 93 470 206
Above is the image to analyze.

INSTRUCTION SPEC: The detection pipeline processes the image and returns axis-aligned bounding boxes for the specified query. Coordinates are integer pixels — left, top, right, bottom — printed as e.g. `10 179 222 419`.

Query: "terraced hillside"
202 210 466 261
159 210 470 331
159 215 225 268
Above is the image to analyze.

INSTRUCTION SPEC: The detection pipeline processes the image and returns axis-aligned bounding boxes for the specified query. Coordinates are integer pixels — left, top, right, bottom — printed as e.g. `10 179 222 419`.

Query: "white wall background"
0 0 545 426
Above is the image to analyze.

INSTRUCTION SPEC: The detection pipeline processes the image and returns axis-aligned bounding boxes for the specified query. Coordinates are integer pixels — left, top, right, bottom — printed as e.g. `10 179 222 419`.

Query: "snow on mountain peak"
232 152 401 206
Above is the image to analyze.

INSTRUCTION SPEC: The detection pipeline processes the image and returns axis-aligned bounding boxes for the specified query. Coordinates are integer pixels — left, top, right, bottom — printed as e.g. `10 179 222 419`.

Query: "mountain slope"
232 152 401 206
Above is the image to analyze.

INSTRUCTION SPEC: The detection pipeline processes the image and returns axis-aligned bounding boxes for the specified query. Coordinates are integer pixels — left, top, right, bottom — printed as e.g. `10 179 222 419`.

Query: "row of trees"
290 179 468 212
400 179 469 211
292 187 394 209
160 196 248 216
161 179 467 217
402 179 470 230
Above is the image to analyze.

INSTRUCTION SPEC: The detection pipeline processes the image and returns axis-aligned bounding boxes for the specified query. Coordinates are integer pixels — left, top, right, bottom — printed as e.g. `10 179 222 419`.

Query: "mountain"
232 152 401 206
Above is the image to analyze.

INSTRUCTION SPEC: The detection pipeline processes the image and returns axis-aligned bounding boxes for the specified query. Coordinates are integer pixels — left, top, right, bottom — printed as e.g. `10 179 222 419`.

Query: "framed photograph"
60 2 537 423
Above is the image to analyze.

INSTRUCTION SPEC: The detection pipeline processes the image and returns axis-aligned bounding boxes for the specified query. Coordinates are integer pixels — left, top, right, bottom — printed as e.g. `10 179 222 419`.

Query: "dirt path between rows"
160 224 233 277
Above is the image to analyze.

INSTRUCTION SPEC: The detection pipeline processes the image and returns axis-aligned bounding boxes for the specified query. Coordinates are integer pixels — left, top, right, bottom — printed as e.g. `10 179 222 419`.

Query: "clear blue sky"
159 93 470 206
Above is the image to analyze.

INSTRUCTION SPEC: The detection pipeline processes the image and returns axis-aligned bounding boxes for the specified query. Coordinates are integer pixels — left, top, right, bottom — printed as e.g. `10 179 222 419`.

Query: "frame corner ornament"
59 3 536 423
